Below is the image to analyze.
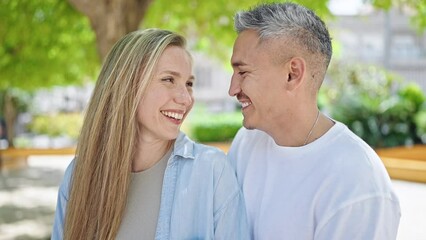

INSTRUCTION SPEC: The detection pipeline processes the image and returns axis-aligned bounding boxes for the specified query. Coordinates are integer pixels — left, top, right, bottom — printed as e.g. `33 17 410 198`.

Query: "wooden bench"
1 144 424 183
375 145 426 183
0 143 229 170
0 147 76 170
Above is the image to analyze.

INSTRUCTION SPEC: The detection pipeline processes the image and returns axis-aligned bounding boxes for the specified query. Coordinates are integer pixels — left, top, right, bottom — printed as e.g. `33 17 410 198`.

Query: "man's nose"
228 73 242 97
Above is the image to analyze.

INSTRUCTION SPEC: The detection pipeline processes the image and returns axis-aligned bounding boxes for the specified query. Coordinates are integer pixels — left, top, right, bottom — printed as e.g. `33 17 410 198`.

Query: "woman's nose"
175 87 193 106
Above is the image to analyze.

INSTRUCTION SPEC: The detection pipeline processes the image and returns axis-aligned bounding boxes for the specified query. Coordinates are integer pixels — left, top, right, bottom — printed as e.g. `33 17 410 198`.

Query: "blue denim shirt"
51 132 249 239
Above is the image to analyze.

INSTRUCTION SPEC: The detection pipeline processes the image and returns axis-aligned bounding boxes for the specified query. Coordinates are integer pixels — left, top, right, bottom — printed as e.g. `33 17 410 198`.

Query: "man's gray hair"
234 2 332 67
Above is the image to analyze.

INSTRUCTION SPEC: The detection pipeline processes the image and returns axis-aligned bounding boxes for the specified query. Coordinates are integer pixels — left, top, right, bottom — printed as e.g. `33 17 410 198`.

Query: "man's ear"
286 57 305 91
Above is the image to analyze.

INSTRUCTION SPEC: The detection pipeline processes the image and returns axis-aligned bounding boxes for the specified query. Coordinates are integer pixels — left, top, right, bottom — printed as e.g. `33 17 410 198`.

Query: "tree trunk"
4 92 18 148
67 0 154 60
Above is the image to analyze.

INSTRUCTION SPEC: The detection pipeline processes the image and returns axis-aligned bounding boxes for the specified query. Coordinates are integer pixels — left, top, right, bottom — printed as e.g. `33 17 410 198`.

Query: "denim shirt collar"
171 131 195 161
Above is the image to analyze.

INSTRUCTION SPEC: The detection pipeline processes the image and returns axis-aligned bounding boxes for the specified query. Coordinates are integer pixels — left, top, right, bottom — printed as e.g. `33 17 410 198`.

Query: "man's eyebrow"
231 61 247 68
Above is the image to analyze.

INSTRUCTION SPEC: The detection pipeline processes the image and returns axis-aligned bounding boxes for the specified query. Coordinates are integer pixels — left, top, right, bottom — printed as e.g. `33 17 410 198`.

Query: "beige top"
116 150 171 240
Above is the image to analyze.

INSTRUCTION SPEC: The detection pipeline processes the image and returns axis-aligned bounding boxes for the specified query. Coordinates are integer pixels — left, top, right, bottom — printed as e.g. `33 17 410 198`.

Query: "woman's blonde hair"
64 29 187 240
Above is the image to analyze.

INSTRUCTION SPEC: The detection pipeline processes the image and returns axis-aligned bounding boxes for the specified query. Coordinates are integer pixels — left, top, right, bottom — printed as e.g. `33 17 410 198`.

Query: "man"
228 2 401 239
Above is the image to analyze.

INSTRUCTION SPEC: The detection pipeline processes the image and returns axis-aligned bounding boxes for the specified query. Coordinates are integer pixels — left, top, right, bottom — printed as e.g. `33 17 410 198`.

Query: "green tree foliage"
0 0 98 146
0 0 333 92
142 0 331 61
2 0 424 92
0 0 98 91
67 0 153 60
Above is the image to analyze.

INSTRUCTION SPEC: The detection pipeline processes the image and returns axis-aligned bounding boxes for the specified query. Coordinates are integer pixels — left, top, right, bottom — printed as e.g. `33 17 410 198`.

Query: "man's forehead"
234 30 260 48
231 30 263 67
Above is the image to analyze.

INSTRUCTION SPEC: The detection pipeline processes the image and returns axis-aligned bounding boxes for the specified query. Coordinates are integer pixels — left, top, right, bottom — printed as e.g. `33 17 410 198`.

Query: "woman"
51 29 248 240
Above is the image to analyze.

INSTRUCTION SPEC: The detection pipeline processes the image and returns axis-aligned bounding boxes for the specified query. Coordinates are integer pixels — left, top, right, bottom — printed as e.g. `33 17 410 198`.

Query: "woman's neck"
133 138 173 172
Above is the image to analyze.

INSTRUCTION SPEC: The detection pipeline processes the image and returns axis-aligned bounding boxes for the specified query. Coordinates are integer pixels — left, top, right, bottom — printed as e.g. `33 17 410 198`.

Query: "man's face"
229 30 290 133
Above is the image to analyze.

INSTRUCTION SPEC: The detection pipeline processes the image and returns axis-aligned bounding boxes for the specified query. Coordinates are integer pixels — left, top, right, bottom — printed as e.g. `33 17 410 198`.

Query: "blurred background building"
329 6 426 92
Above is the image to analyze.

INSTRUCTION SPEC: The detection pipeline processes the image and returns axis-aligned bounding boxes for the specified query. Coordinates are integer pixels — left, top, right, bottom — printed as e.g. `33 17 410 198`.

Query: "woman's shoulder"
176 132 227 160
193 142 227 160
176 133 232 172
191 143 237 184
58 158 76 199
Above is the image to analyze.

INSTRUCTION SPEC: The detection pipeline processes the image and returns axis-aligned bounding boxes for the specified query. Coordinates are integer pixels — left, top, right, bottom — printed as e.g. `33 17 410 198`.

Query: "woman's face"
137 46 194 142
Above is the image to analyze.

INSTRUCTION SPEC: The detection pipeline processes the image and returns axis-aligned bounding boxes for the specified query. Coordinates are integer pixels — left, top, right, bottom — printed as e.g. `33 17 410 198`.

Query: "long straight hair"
64 29 187 240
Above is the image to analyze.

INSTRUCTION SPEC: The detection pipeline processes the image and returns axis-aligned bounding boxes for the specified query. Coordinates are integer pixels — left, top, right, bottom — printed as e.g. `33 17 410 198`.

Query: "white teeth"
161 111 184 120
241 102 252 108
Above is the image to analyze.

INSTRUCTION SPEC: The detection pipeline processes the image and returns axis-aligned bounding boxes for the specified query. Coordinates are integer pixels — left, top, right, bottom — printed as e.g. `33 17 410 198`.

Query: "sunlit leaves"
142 0 332 63
0 0 99 91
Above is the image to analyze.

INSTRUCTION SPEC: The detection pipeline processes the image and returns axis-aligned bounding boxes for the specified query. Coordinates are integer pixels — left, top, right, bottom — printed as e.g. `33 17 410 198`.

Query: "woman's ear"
286 57 305 91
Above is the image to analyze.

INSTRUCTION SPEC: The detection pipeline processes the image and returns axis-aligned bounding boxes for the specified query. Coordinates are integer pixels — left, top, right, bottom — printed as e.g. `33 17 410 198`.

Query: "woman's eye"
162 77 174 83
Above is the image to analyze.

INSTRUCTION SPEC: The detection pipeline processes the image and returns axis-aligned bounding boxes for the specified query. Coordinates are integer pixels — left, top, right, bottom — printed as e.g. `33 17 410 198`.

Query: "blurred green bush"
187 105 243 142
322 63 426 148
28 113 83 140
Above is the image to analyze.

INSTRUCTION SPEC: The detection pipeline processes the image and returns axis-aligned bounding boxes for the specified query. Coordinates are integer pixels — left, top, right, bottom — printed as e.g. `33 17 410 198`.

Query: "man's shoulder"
228 128 272 166
234 127 271 144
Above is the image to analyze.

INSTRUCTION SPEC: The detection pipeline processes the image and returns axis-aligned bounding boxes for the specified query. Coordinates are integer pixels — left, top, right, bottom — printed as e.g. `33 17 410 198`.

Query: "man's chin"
243 119 255 130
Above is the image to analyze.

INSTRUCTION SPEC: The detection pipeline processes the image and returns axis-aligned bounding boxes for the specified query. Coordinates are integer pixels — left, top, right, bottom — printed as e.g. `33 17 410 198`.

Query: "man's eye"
239 71 247 76
186 81 194 87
